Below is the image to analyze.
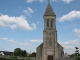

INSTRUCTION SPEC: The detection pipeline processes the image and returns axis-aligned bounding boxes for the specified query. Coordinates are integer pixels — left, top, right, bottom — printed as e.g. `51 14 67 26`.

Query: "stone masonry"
36 0 64 60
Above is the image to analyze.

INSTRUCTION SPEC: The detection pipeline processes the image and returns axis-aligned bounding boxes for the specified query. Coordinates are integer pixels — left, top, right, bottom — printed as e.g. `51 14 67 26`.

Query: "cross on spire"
48 0 50 3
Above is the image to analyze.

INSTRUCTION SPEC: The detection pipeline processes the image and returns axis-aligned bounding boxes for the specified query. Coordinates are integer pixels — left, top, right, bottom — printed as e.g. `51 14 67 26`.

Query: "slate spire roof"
44 0 55 16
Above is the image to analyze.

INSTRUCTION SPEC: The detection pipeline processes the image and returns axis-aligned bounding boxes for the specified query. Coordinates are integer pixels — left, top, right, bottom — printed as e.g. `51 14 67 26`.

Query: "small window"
47 19 49 27
51 19 53 27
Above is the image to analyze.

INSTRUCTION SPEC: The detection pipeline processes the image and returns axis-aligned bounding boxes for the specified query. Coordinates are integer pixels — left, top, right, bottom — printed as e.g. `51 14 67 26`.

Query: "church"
36 0 64 60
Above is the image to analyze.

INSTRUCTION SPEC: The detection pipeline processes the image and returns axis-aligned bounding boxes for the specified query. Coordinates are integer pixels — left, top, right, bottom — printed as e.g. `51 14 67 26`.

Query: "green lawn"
0 57 33 60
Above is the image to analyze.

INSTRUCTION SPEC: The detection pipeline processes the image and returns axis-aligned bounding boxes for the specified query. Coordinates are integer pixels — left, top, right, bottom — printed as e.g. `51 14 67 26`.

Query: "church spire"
48 0 50 3
44 0 55 16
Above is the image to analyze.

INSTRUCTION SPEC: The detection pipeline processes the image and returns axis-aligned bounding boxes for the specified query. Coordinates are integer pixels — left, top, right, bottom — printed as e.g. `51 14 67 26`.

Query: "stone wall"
55 58 77 60
36 43 43 60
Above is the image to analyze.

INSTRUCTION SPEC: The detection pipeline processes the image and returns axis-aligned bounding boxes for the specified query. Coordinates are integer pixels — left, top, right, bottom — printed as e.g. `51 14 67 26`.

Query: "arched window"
51 19 53 27
49 39 52 46
47 19 49 27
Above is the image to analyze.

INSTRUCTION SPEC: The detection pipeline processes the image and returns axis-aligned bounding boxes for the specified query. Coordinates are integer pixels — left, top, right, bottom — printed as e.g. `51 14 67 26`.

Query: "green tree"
14 48 22 56
28 53 33 57
32 52 36 57
70 54 76 58
21 50 27 57
28 52 36 57
75 47 79 57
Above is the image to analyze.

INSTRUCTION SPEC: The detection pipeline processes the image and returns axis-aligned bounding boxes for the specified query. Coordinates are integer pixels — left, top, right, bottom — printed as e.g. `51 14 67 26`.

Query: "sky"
0 0 80 54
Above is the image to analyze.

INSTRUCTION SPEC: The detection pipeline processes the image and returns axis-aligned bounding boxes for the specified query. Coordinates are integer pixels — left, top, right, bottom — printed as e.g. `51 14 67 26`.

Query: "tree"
28 54 33 57
70 54 76 58
75 47 79 57
28 52 36 57
32 52 36 57
14 48 27 57
14 48 22 56
21 50 27 57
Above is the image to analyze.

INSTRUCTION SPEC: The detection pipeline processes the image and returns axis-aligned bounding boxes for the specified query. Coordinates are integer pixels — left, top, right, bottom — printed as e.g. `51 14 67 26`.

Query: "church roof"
57 42 64 49
36 43 43 50
44 0 55 16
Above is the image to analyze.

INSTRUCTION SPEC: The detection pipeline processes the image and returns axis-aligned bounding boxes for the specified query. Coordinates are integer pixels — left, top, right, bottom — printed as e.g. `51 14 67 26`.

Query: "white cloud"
26 0 45 3
1 38 8 40
9 24 17 30
37 21 39 24
53 0 58 2
32 23 36 29
0 14 36 31
53 0 74 3
62 40 79 45
1 37 43 46
59 40 80 54
62 0 73 3
30 39 43 43
26 0 34 3
39 0 44 3
1 37 31 46
23 7 34 17
58 10 80 22
26 0 73 3
73 28 80 37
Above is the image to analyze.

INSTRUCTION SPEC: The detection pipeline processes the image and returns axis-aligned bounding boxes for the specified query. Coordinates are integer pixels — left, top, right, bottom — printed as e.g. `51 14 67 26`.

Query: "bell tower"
43 0 57 48
42 0 58 60
43 0 56 29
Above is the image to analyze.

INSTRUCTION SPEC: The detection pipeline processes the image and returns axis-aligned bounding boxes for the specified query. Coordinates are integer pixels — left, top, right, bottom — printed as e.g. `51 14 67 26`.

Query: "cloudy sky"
0 0 80 54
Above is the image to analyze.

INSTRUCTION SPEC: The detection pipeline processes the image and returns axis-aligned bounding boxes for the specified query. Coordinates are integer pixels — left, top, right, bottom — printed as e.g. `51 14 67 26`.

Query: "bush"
77 57 80 60
27 57 31 60
12 56 17 58
10 56 17 58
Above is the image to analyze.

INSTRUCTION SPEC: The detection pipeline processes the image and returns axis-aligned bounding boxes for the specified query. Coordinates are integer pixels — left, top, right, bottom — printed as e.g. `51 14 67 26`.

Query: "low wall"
55 58 77 60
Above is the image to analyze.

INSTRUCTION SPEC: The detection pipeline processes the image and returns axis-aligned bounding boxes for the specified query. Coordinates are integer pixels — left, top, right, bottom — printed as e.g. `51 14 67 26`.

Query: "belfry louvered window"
51 19 53 27
47 19 49 27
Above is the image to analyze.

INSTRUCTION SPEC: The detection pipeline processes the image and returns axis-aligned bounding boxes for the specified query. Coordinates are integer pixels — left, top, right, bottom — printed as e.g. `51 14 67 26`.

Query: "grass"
0 58 23 60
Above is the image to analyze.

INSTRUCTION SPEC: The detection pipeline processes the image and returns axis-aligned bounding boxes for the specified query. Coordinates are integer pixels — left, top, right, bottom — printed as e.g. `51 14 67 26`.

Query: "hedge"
77 57 80 60
0 58 23 60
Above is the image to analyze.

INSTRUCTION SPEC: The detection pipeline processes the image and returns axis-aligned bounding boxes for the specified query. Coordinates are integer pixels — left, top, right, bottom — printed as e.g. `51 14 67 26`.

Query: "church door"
48 55 53 60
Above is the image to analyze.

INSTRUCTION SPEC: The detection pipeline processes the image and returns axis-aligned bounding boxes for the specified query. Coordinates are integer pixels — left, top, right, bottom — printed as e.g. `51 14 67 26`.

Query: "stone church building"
36 0 64 60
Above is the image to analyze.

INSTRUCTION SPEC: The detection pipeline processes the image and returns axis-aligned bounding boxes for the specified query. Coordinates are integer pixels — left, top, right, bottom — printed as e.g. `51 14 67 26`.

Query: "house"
0 51 13 56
